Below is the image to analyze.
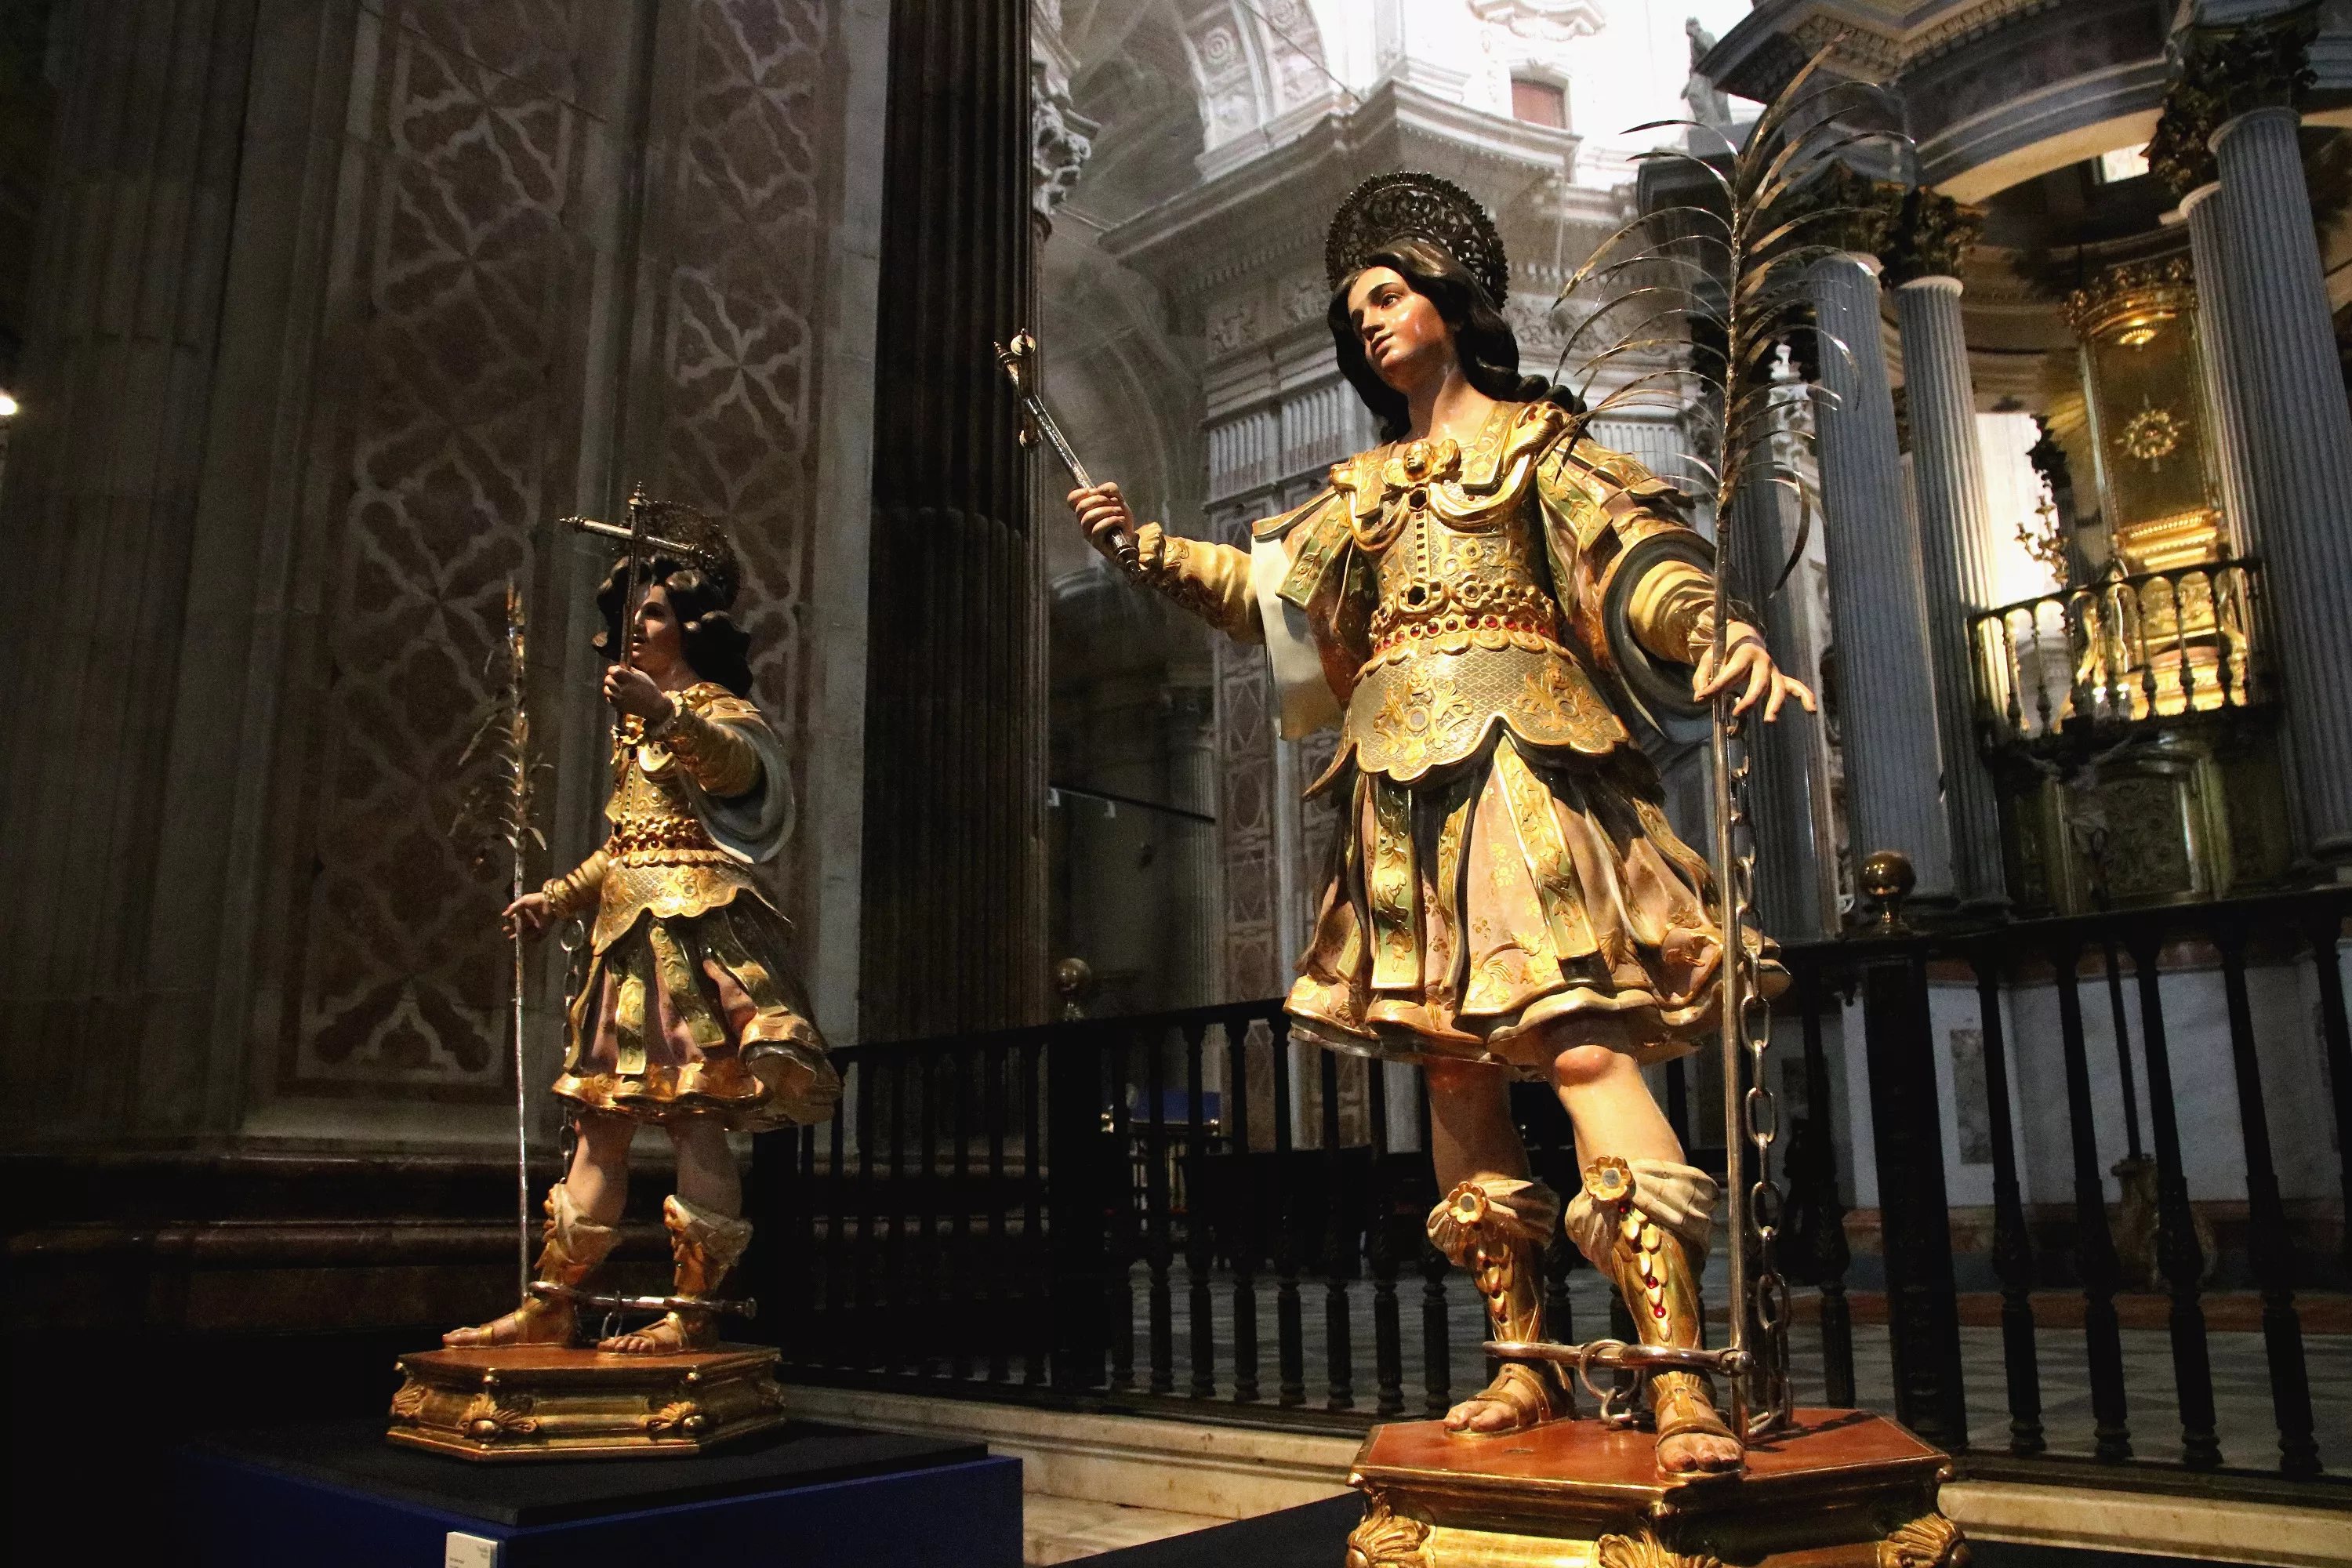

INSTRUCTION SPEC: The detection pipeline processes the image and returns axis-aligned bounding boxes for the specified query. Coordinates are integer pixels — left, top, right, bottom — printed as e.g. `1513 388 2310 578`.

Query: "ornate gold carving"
1596 1529 1721 1568
2118 403 2183 465
389 1379 429 1423
644 1399 709 1437
459 1388 539 1442
1345 1490 1433 1568
2061 256 2194 341
387 1344 789 1460
1878 1512 1967 1568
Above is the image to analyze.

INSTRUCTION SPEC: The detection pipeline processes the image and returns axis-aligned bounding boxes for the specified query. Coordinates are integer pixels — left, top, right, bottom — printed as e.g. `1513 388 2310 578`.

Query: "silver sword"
995 328 1138 571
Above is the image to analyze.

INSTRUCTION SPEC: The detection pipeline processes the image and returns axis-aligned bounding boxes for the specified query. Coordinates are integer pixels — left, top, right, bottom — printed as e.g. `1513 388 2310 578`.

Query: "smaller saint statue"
446 524 839 1355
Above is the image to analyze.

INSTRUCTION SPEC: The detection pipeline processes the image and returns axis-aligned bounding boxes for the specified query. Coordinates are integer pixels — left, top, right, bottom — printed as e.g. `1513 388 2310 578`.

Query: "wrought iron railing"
746 887 2352 1491
1973 560 2265 746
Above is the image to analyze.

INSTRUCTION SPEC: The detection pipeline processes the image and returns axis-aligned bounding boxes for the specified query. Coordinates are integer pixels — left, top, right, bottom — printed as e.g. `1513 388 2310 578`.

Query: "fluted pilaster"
861 0 1047 1034
1806 254 1955 904
2209 106 2352 860
1893 274 2008 909
0 0 258 1136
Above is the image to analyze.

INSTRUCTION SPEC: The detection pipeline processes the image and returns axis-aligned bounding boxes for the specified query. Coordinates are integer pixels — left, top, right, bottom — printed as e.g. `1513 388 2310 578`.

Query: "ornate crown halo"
1324 171 1510 309
612 499 742 608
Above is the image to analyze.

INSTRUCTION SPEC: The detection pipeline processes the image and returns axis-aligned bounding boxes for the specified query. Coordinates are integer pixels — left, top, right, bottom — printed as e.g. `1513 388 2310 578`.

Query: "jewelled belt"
1367 612 1563 665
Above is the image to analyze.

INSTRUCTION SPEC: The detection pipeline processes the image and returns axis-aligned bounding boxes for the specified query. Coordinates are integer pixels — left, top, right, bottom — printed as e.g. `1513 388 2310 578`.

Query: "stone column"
861 0 1049 1035
1879 183 2007 909
1165 679 1222 1007
2178 183 2261 557
1892 264 2008 909
1805 254 1955 905
2208 107 2352 862
0 0 260 1138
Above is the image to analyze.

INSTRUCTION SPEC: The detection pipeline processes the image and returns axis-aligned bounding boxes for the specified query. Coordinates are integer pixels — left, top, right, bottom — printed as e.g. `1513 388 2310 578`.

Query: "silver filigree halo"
1324 170 1510 308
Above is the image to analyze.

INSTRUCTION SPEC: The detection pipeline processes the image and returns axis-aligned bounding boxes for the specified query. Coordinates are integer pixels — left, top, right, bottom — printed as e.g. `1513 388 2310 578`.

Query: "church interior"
2 2 2350 1564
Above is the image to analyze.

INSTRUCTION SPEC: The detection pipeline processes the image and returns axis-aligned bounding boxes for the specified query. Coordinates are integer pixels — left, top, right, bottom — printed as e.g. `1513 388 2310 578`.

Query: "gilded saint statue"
1068 176 1813 1474
448 525 840 1356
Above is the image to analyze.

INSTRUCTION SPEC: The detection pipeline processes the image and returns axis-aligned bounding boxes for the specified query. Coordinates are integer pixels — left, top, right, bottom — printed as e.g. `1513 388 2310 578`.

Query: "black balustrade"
748 887 2351 1494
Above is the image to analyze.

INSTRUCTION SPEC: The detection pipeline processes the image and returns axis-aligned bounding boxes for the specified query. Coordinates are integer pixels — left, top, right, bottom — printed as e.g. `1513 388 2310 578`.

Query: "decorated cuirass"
591 701 760 949
1330 405 1630 780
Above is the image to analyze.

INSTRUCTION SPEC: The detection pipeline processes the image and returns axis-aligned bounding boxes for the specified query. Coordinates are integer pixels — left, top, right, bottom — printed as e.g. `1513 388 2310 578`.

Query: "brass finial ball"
1858 850 1916 932
1053 956 1097 1018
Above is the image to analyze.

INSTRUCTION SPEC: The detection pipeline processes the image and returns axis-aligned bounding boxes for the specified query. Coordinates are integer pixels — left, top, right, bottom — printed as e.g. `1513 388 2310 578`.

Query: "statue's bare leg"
599 1118 753 1355
1551 1033 1741 1474
442 1112 631 1347
1423 1060 1555 1435
566 1109 637 1222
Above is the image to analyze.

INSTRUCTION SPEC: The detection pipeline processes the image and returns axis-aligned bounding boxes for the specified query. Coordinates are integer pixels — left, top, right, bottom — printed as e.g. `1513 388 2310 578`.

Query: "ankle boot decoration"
444 1183 619 1348
1566 1156 1738 1465
601 1194 753 1354
1426 1174 1567 1432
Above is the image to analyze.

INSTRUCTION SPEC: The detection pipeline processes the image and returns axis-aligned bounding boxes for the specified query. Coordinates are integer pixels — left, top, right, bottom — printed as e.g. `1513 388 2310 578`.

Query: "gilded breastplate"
1337 408 1631 780
592 724 757 950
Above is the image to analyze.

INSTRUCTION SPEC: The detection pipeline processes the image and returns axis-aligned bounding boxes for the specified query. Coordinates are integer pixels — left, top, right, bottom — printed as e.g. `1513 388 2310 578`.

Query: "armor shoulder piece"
681 684 764 728
1251 487 1338 542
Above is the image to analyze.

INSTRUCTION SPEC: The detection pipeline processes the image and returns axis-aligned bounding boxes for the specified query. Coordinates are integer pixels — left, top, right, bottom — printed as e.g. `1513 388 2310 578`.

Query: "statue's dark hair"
593 551 755 697
1327 236 1583 442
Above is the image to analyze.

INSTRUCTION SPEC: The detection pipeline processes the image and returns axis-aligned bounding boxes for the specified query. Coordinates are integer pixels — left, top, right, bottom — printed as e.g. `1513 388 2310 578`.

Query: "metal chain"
1722 717 1790 1431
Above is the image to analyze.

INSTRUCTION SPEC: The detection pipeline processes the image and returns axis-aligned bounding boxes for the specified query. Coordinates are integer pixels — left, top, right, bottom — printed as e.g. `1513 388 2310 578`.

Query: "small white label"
446 1532 499 1568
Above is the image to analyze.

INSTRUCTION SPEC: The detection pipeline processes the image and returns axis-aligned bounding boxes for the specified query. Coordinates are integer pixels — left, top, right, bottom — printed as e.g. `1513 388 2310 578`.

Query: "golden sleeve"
1133 523 1264 644
651 699 763 798
1626 559 1718 666
540 848 611 919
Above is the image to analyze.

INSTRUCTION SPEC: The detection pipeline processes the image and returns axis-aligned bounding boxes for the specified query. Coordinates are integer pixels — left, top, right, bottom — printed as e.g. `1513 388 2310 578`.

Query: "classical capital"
2147 6 2318 198
1777 162 1904 258
1877 187 1982 286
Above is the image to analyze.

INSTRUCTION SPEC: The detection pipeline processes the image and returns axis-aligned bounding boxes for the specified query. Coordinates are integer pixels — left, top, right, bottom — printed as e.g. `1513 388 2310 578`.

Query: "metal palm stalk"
1538 45 1917 1436
456 582 548 1305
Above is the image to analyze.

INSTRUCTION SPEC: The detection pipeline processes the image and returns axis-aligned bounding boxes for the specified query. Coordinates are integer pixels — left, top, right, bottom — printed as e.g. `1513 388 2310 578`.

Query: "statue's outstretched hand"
1693 621 1818 722
503 892 554 940
1069 482 1136 563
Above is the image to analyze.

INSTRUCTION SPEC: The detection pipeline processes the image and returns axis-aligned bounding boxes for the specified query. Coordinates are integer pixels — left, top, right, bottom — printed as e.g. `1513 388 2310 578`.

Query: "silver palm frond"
1547 45 1921 1441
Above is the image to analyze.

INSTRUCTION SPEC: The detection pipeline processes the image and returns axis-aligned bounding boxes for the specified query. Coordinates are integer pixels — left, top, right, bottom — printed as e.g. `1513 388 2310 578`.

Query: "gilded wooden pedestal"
1345 1410 1963 1567
387 1344 788 1461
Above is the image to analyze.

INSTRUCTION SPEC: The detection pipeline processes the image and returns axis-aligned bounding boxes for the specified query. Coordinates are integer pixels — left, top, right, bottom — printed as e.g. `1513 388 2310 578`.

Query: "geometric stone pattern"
644 1 828 920
290 0 835 1098
292 2 591 1096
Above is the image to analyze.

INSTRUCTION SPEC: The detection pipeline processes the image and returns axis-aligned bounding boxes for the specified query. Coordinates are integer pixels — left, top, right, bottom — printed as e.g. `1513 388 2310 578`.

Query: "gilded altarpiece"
278 0 844 1112
1985 256 2291 912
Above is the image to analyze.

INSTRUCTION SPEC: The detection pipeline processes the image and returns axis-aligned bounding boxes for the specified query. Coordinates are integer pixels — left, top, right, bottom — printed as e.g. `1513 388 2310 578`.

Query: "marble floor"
1023 1495 1225 1564
1106 1268 2352 1475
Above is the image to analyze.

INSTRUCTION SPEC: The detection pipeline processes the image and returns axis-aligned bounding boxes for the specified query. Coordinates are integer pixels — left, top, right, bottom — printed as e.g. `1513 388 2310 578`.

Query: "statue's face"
1345 265 1454 394
630 585 685 681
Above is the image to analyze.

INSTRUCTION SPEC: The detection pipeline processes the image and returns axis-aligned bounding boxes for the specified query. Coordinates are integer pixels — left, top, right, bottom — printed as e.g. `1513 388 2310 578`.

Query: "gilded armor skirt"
1287 729 1775 1073
553 891 840 1133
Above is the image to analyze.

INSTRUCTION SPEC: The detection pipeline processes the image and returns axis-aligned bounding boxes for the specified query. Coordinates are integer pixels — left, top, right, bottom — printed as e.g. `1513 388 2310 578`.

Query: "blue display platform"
176 1417 1021 1568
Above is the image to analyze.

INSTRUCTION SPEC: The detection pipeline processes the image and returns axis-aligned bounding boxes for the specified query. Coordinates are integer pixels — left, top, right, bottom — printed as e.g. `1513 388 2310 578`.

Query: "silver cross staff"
995 328 1138 571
